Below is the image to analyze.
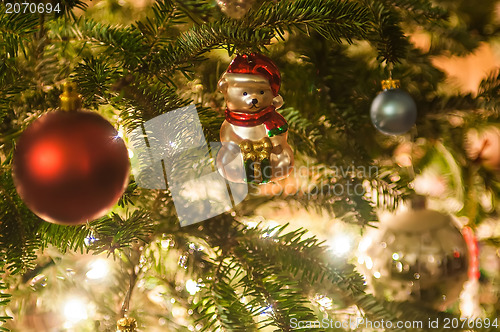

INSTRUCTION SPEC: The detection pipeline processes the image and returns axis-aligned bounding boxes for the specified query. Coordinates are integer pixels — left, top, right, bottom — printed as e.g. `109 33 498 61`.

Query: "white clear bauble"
357 207 469 310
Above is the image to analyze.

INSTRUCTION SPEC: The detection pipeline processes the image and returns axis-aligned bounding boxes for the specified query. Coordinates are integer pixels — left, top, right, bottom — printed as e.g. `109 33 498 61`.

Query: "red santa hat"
225 53 281 96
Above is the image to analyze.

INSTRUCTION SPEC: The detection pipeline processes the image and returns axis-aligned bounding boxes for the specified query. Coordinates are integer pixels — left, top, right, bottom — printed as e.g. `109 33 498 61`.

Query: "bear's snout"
245 95 260 108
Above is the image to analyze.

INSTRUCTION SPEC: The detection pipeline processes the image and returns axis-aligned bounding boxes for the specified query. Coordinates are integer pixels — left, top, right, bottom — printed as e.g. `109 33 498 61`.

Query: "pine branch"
385 0 447 20
0 261 12 332
233 224 403 325
262 161 403 224
367 168 411 212
75 18 149 69
425 23 481 56
478 68 500 114
64 0 372 83
139 235 216 328
117 180 139 208
134 0 178 47
72 56 123 108
0 170 42 274
280 107 322 156
0 85 21 123
248 0 371 43
186 218 322 330
158 0 371 73
38 210 156 255
112 77 192 130
273 180 376 226
427 94 478 114
197 257 257 331
364 0 409 64
171 0 214 25
56 0 88 20
34 42 63 83
160 19 274 72
0 58 19 90
234 251 318 331
0 6 39 58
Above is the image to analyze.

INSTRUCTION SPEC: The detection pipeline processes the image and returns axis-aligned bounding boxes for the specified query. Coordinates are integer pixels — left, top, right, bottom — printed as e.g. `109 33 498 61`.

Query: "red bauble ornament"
12 109 130 225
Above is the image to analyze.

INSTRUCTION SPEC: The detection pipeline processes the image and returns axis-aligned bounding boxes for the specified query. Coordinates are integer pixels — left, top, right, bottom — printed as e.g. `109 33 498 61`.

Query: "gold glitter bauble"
117 317 137 332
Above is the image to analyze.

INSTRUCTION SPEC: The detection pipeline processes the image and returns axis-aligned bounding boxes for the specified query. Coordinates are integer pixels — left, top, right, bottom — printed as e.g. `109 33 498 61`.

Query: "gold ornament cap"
381 79 400 90
59 82 82 112
117 317 137 332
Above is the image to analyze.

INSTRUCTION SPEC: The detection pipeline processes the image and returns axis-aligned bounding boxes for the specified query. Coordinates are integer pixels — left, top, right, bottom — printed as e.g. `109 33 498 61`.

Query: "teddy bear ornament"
217 53 294 184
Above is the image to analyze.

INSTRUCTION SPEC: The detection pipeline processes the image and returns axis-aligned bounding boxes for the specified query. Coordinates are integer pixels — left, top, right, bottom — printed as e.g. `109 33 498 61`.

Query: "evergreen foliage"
0 0 499 330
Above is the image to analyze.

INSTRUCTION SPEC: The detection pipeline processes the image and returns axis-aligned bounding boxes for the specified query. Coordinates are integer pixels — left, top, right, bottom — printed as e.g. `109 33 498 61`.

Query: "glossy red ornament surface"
12 110 130 225
226 53 281 96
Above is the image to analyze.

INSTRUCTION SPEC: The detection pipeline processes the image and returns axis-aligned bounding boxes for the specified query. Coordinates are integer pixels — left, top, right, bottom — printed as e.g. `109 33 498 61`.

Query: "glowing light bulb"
86 259 109 280
358 237 373 252
63 298 88 323
161 239 171 249
331 233 351 256
316 296 333 309
365 256 373 270
84 235 98 246
186 279 200 295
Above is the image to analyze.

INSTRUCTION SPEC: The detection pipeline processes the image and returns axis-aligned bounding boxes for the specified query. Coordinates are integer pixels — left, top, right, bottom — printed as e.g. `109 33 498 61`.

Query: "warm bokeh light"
433 43 500 94
331 233 352 256
63 298 88 324
185 280 200 295
86 259 110 280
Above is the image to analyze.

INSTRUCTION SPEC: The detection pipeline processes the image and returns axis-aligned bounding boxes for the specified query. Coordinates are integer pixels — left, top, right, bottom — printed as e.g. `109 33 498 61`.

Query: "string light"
160 239 171 249
331 233 352 256
63 298 88 324
185 279 200 295
315 295 333 310
86 259 110 280
84 235 98 246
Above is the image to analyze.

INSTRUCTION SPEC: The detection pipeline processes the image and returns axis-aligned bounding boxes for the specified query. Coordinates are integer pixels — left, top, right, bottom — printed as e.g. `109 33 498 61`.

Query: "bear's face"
222 79 275 113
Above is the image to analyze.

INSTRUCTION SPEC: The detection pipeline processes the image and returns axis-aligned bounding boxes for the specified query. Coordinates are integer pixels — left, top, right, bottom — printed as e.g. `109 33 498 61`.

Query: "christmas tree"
1 0 499 331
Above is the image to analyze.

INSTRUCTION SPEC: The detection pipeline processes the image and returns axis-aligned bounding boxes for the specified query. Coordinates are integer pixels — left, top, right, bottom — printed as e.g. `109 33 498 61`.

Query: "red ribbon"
462 226 480 280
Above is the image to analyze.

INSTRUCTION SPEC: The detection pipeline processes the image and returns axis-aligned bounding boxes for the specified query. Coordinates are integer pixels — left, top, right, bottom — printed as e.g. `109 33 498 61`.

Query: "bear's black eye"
243 92 248 96
260 91 264 94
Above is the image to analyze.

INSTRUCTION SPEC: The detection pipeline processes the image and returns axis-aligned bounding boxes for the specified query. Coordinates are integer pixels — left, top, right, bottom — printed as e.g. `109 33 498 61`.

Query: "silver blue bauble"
370 88 417 135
